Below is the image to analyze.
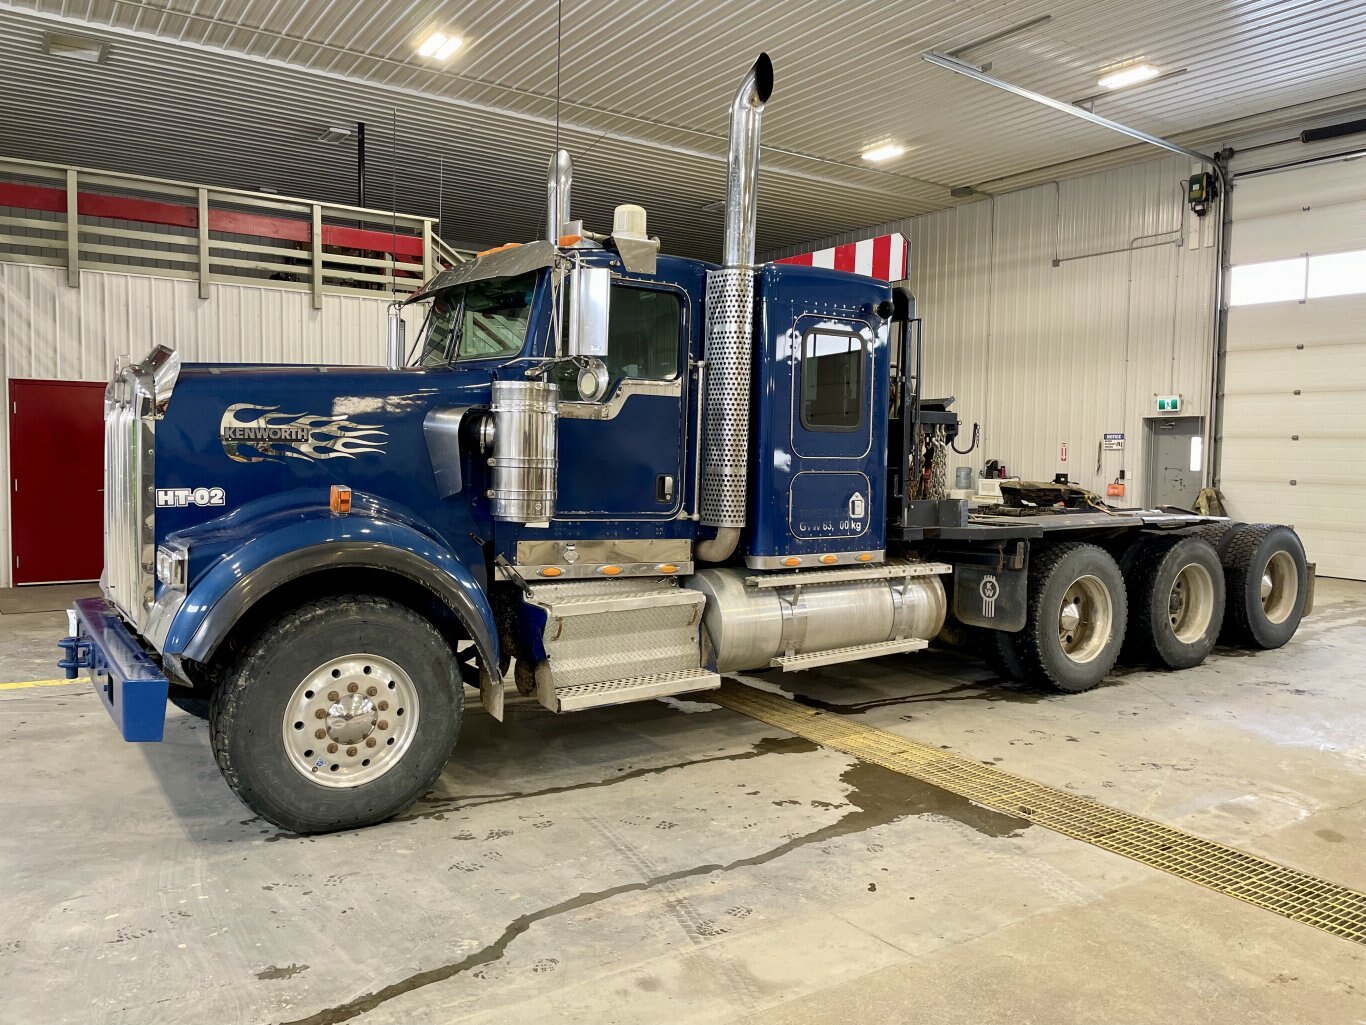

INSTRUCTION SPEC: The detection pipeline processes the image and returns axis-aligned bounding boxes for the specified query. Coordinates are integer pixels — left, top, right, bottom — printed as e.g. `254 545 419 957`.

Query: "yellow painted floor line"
712 680 1366 946
0 678 83 691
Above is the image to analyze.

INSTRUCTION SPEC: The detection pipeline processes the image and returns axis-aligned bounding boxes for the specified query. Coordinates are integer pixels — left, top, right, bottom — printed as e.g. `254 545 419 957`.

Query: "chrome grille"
102 359 156 629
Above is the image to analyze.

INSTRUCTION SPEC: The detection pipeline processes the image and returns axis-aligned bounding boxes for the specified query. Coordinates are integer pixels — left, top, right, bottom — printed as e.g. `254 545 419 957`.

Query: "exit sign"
1156 395 1181 412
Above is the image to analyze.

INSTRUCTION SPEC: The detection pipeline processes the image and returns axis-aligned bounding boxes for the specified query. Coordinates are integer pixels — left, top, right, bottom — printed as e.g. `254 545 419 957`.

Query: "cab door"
554 281 690 520
787 315 878 544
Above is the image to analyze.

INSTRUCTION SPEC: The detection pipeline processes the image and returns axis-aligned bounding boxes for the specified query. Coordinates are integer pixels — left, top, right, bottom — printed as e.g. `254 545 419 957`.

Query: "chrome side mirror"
567 264 609 358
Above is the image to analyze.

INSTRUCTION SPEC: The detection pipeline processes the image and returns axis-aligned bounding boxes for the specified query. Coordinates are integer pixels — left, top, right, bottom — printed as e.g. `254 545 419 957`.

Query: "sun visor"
404 240 561 304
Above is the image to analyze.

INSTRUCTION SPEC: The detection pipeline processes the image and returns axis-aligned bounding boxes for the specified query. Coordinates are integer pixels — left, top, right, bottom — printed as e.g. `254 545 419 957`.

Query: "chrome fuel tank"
686 562 948 673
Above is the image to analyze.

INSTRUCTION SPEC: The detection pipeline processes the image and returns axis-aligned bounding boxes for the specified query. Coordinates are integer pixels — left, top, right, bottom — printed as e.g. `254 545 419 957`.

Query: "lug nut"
314 709 327 719
378 700 389 711
366 686 378 697
327 743 339 754
347 682 359 693
315 728 327 739
346 746 357 757
328 691 340 702
365 737 377 748
378 720 389 731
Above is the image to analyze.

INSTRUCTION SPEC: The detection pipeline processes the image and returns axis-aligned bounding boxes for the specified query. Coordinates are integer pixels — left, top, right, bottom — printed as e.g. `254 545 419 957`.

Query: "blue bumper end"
59 598 168 742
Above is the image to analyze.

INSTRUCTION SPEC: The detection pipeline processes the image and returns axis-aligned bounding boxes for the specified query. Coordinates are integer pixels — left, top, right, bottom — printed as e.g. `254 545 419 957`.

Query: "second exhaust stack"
697 53 772 561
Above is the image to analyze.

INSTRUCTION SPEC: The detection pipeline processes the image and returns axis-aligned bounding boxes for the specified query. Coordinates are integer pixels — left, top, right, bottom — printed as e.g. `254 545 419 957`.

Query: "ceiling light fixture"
1097 62 1160 90
417 31 463 60
317 127 352 145
861 143 905 163
42 30 110 64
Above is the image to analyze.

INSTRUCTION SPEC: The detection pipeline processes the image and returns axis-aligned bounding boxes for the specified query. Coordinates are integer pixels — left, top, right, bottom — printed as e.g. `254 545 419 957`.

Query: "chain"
929 425 948 500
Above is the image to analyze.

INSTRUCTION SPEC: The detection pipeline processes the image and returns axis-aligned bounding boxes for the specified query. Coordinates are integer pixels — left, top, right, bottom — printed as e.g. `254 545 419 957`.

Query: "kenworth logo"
219 404 387 464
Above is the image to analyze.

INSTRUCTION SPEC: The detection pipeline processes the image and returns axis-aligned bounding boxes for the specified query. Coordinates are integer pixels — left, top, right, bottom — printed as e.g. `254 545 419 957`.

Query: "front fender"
157 511 499 681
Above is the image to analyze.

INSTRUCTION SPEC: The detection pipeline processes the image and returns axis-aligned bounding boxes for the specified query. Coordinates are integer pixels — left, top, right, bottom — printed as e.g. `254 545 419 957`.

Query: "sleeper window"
801 329 864 430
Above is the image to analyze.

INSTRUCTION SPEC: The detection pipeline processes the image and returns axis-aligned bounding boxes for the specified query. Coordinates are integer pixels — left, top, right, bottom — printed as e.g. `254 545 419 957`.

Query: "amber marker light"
820 555 838 564
600 565 623 576
540 567 563 577
657 563 679 574
782 557 801 567
329 485 352 514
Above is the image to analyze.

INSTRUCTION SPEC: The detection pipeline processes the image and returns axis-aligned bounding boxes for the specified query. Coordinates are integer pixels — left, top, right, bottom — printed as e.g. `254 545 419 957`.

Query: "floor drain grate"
712 681 1366 944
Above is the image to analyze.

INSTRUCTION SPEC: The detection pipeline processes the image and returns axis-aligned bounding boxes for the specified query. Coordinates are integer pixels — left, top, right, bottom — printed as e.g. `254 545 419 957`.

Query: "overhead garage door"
1221 156 1366 580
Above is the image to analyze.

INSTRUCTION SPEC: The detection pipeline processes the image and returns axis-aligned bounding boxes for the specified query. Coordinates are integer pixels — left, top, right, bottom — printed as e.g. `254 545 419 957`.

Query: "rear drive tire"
1016 543 1127 694
209 595 463 833
984 629 1028 681
1220 524 1307 649
1127 536 1226 670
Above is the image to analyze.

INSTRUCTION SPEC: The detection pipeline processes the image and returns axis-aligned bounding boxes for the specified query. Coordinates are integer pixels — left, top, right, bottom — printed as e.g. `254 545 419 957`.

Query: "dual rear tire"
990 523 1307 693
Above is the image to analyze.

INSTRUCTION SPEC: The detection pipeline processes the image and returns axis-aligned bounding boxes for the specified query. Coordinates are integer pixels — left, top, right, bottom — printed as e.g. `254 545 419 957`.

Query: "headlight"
155 543 188 589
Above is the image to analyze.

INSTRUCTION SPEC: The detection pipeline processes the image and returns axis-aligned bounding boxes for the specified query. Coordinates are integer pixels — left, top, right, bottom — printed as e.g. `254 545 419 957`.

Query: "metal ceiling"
2 0 1365 260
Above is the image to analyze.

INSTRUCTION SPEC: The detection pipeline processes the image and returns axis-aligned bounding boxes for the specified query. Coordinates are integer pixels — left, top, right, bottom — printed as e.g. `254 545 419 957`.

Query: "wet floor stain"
257 963 309 981
274 759 1029 1025
399 735 819 823
783 679 1046 715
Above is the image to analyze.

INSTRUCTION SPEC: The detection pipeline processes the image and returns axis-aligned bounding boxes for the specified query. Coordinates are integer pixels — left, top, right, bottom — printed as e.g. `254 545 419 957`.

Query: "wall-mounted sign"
1156 395 1181 412
1103 432 1125 451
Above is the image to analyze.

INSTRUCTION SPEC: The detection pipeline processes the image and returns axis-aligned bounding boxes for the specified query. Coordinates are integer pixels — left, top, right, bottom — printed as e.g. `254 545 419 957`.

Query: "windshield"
416 271 538 367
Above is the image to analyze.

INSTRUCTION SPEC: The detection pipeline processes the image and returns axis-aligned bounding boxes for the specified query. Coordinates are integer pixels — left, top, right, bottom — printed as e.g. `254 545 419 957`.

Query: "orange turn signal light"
475 242 522 257
820 554 838 564
557 234 584 247
329 485 352 514
539 567 563 577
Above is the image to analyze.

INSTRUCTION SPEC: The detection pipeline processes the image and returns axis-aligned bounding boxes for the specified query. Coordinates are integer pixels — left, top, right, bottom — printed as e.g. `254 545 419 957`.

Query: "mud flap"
953 563 1027 631
479 666 505 722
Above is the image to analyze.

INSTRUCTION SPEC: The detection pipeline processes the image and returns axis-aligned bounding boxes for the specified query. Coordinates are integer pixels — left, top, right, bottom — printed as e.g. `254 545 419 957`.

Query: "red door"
9 379 106 584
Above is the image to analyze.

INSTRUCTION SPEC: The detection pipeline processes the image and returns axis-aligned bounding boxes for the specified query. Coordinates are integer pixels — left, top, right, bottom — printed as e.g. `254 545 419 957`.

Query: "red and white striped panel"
775 232 908 281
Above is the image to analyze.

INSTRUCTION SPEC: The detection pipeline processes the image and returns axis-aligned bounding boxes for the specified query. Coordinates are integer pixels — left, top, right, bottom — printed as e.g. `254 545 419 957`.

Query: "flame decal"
219 403 388 464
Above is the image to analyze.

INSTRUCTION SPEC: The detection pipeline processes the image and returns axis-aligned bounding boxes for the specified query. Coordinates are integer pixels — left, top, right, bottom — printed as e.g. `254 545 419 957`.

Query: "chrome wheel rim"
1169 562 1216 643
1057 574 1112 664
283 654 419 788
1261 550 1298 625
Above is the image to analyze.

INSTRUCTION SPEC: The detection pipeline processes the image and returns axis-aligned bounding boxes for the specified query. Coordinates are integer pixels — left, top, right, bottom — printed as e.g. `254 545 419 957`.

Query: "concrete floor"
1 580 1364 1025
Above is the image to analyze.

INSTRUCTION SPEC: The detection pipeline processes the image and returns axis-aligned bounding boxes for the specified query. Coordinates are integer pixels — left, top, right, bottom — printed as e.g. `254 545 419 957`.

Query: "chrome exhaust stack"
697 53 773 563
721 53 774 269
546 148 573 242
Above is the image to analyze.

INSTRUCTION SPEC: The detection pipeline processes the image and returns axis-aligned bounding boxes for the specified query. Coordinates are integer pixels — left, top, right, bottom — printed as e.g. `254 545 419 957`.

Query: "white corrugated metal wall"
770 154 1219 503
0 263 421 587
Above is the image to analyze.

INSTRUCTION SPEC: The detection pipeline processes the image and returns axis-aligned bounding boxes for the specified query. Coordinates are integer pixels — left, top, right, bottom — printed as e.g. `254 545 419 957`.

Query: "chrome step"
533 588 704 618
551 668 722 712
745 560 951 589
525 578 709 707
771 637 929 671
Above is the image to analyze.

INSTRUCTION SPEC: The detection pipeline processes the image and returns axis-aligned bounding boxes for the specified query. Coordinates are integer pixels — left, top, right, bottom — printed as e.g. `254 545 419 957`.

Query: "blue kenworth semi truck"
61 55 1310 833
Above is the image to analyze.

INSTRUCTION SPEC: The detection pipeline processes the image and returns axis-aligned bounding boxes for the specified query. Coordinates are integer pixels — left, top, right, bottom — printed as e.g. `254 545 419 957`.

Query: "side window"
606 285 681 383
800 328 865 430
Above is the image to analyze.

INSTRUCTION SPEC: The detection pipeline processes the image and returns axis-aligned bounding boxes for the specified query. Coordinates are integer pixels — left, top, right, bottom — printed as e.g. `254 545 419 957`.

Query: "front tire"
210 595 462 833
1016 543 1128 694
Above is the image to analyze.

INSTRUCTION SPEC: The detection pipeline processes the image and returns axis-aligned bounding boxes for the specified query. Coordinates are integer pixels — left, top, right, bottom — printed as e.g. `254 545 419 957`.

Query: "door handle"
656 474 675 503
